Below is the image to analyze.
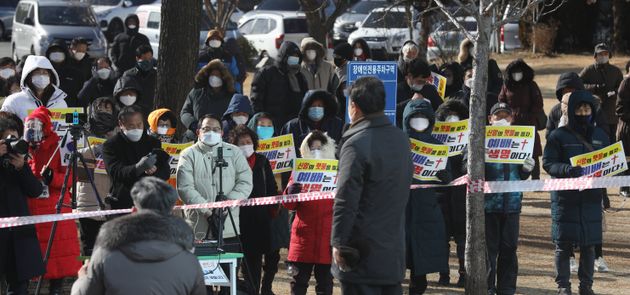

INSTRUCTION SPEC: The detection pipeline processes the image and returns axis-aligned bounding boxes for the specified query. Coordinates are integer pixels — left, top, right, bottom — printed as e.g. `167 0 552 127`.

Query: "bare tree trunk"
419 10 432 59
155 0 200 121
299 0 349 45
465 5 490 295
612 0 628 53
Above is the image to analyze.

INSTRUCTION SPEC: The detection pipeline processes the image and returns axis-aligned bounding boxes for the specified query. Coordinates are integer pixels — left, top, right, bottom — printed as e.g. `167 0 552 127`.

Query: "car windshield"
256 0 300 11
39 6 98 26
362 11 406 28
350 1 385 14
86 0 120 5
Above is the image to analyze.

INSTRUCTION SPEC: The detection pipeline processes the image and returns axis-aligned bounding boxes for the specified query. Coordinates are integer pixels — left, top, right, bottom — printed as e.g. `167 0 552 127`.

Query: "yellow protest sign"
162 142 194 187
570 141 627 177
292 158 339 192
432 119 469 156
257 134 296 174
410 138 449 181
485 125 535 164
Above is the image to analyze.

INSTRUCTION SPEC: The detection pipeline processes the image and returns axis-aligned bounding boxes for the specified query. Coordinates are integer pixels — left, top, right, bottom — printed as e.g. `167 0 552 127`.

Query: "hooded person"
112 75 146 115
543 90 609 295
148 108 178 143
397 40 419 83
247 112 277 140
221 94 254 140
401 99 450 294
197 30 243 93
433 98 469 287
121 45 157 108
251 41 308 128
45 39 84 107
281 90 344 158
350 38 371 61
77 57 117 108
0 57 17 97
439 62 465 99
546 72 586 138
181 59 236 142
283 130 336 295
24 107 82 293
299 37 339 94
68 37 94 84
1 56 67 121
454 66 498 118
109 14 151 74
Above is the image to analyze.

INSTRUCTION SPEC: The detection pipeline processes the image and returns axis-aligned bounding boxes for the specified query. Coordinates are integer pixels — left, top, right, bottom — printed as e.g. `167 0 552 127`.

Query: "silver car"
426 16 477 63
11 0 107 60
0 0 19 40
333 0 387 42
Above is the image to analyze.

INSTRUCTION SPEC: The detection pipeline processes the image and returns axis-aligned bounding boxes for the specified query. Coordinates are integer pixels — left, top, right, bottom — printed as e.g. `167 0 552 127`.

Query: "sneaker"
456 275 466 288
558 287 573 295
438 273 450 286
579 287 595 295
620 187 630 198
570 257 578 273
594 257 609 272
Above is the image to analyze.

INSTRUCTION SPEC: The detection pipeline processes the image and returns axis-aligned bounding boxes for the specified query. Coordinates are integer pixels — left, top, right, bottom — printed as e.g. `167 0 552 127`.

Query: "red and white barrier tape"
2 175 629 229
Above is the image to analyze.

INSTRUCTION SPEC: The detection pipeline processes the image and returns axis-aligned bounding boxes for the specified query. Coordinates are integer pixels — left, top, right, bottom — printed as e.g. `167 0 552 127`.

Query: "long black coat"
331 114 413 285
102 131 170 209
0 164 45 281
109 15 151 73
77 77 116 108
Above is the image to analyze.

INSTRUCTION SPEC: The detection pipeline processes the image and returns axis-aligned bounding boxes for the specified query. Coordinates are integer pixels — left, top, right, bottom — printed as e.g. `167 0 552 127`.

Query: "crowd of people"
1 14 629 295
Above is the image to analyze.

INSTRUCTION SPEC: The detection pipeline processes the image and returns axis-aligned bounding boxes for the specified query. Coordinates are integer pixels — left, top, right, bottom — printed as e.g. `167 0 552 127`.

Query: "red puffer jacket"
26 107 81 279
284 196 333 265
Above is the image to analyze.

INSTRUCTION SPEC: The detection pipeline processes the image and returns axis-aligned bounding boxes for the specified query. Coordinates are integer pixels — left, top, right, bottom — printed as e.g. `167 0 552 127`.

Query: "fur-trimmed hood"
299 131 336 159
95 212 194 262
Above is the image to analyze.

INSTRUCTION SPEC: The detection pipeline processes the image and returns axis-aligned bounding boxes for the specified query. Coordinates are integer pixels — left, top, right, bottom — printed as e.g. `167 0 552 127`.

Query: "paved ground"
0 41 11 60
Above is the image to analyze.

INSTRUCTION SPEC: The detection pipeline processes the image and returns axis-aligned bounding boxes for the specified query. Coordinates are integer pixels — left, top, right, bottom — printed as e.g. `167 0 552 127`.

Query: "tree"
203 0 239 32
299 0 351 45
155 0 201 118
431 0 566 293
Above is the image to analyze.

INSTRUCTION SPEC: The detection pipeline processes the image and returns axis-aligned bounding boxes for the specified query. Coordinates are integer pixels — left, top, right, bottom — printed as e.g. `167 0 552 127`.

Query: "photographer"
102 105 170 210
0 117 45 295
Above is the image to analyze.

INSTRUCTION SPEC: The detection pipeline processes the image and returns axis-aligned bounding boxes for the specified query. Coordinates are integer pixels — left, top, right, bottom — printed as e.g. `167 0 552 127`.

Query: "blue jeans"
555 243 595 290
485 213 520 295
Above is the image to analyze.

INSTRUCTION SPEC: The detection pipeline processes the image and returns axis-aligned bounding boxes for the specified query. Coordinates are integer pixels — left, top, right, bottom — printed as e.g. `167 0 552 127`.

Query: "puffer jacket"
299 37 339 94
109 14 151 73
483 162 530 213
177 141 253 240
70 212 206 295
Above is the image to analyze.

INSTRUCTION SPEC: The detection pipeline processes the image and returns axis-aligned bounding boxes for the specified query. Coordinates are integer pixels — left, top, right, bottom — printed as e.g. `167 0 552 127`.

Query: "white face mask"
596 56 609 64
127 24 137 30
232 115 248 125
209 75 223 88
464 78 474 88
492 119 510 126
512 72 523 82
157 126 169 135
31 74 50 90
201 131 222 146
74 51 86 61
119 95 137 106
410 117 430 131
208 40 222 48
49 52 65 63
305 49 317 61
0 68 15 79
312 149 322 159
354 48 363 57
123 128 143 142
239 144 255 158
445 115 460 122
97 68 111 80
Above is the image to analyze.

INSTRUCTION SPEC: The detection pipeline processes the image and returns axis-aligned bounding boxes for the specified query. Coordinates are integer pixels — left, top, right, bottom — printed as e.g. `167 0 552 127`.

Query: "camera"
3 135 28 155
65 112 87 125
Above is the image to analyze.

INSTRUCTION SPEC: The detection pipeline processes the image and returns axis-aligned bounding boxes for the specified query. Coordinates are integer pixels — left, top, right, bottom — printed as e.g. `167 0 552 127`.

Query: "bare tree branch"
324 0 351 32
483 0 503 15
433 0 478 42
451 0 479 19
491 0 545 30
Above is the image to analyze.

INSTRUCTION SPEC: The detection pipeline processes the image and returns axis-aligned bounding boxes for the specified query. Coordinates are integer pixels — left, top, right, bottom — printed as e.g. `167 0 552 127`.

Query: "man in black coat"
68 37 94 84
109 14 150 74
77 57 116 108
331 76 413 294
397 58 443 127
102 106 170 210
121 45 157 107
0 117 45 294
46 39 84 107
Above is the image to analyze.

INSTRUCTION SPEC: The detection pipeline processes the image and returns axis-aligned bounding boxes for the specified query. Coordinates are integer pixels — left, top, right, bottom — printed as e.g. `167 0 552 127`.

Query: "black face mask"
574 114 592 125
334 58 345 67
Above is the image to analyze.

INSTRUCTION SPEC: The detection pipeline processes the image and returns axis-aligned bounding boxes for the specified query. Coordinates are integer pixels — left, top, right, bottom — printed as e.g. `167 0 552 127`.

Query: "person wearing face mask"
580 43 624 145
0 76 20 108
281 90 343 159
227 125 283 295
282 130 336 295
109 14 151 74
497 59 544 180
121 45 157 109
439 62 465 99
68 37 94 84
299 37 339 94
453 66 498 119
333 42 353 118
197 30 244 93
177 114 253 249
433 99 470 287
543 91 609 295
22 107 81 295
397 41 419 83
247 112 277 140
102 105 170 210
397 58 443 128
221 94 253 141
350 38 371 61
457 39 504 96
251 41 308 129
401 99 450 294
113 75 144 114
148 108 179 143
77 57 117 109
1 56 68 121
0 57 17 98
181 59 236 142
45 40 84 107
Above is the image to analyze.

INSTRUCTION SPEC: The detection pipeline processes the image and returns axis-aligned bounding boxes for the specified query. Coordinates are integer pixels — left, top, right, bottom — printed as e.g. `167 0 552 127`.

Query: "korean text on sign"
410 138 449 181
162 142 194 187
485 125 535 164
86 137 107 174
257 134 296 174
347 61 398 124
427 72 447 100
570 141 627 177
292 159 339 193
432 119 470 156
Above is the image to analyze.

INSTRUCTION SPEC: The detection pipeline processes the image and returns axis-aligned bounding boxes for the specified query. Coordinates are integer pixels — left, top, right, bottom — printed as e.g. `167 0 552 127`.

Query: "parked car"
333 0 386 43
347 6 420 60
89 0 159 38
136 3 240 59
12 0 107 61
426 16 477 63
238 11 309 60
501 21 522 52
254 0 336 17
0 0 19 40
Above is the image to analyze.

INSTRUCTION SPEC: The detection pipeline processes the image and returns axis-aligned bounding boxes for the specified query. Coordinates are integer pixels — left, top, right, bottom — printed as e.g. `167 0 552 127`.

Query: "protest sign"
162 142 194 187
432 119 470 156
485 125 536 164
347 61 397 124
86 137 107 174
292 159 338 192
410 138 449 181
570 141 627 177
427 72 447 100
199 260 229 285
257 134 296 174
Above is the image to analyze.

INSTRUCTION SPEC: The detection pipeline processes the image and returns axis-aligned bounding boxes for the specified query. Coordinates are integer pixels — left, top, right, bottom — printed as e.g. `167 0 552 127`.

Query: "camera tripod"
34 125 107 295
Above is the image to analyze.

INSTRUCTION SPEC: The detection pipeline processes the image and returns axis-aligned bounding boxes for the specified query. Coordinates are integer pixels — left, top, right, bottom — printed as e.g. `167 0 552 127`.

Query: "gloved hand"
568 166 583 178
522 158 536 173
435 169 451 183
135 153 157 174
42 167 54 185
287 183 302 194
